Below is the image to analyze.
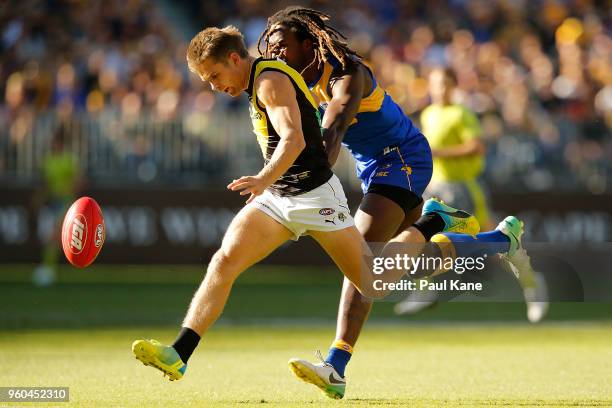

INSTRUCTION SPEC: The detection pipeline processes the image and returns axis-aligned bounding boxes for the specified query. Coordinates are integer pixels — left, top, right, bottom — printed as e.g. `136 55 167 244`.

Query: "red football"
61 197 105 268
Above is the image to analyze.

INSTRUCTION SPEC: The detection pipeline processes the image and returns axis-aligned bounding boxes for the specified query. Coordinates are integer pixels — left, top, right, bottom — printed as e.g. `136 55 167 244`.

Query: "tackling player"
131 25 478 390
260 7 539 399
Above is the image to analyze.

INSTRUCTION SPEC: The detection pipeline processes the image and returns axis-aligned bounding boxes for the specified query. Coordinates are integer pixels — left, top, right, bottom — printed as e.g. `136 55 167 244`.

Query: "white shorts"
251 174 355 240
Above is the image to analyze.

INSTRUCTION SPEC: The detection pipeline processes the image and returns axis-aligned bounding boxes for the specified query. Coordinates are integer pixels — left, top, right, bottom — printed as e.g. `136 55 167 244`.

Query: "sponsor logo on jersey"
248 104 262 120
281 171 312 182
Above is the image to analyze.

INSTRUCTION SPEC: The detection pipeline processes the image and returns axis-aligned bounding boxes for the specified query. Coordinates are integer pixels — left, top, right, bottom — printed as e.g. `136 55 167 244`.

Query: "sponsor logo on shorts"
382 146 399 155
95 224 104 248
375 171 389 177
319 208 335 216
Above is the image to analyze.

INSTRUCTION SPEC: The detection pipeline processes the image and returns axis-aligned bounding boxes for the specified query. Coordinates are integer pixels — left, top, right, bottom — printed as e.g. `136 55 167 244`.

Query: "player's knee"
357 282 385 300
208 249 243 282
345 281 375 307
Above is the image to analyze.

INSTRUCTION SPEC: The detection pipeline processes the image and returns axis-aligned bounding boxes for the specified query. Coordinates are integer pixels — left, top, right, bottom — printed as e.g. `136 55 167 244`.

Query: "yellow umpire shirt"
420 104 483 182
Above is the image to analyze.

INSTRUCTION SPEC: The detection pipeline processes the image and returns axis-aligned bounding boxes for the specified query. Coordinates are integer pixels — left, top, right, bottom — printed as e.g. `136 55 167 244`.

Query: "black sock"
172 327 201 363
412 213 446 241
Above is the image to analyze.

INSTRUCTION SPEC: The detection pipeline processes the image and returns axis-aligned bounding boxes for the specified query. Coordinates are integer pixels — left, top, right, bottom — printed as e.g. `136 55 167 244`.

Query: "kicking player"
260 7 539 399
131 25 476 389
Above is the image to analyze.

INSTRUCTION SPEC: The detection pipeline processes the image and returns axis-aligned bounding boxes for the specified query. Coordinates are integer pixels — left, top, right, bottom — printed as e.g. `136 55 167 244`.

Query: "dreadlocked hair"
257 6 361 71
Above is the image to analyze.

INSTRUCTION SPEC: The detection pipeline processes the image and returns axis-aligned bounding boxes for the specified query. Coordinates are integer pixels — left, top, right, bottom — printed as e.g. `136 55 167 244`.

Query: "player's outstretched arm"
321 65 365 166
228 71 305 202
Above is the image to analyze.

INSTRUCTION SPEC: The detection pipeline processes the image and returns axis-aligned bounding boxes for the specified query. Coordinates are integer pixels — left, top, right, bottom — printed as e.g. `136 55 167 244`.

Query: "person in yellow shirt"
396 68 548 321
396 67 491 314
421 67 491 229
32 132 81 286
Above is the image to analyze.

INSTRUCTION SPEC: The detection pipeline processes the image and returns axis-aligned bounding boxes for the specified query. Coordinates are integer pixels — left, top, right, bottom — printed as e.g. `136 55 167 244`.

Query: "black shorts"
362 183 423 216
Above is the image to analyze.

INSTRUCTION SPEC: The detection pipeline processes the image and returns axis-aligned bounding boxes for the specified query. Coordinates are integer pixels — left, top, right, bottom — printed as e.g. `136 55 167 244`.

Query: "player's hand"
227 175 269 204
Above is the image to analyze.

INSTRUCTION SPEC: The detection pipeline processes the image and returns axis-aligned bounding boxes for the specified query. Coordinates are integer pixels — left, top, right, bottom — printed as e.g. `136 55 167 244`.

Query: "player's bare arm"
321 65 368 166
228 71 306 202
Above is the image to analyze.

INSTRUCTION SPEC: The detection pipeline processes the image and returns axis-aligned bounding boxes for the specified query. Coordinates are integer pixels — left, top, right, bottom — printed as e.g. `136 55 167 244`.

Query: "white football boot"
288 350 346 399
497 216 549 323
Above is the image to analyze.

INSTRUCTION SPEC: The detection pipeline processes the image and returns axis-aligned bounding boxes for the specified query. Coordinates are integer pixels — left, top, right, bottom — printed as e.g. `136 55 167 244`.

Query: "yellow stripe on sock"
332 339 354 354
430 234 457 276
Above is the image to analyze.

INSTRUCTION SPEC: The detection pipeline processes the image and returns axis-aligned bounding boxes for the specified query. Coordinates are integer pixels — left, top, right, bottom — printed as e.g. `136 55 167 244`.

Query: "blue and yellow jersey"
308 57 422 163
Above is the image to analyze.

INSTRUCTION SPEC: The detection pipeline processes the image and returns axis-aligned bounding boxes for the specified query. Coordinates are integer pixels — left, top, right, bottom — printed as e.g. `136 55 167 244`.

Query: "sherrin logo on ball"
95 224 104 248
61 197 105 268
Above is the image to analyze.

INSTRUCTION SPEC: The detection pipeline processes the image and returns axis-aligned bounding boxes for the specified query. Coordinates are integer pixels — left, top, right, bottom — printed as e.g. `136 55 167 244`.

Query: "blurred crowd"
1 0 611 192
0 0 227 183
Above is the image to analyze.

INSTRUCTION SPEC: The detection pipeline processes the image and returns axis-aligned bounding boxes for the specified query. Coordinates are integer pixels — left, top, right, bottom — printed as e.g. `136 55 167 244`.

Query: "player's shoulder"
327 56 372 98
255 58 299 87
254 70 295 104
328 55 363 80
255 69 291 89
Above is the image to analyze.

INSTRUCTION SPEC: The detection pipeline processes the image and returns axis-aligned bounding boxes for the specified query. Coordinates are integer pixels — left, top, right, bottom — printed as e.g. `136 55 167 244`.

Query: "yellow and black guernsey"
246 57 332 196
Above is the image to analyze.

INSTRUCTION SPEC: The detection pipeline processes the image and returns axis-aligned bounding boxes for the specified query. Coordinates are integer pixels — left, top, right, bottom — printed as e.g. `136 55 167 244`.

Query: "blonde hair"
187 25 249 72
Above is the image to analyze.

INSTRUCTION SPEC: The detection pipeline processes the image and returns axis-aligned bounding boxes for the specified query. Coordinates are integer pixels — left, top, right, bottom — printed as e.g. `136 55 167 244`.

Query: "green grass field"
1 265 611 407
